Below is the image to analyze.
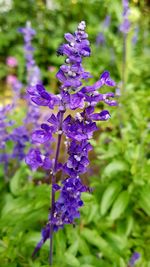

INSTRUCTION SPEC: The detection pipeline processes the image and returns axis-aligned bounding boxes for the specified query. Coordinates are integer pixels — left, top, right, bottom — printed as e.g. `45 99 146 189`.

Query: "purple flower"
0 106 12 172
103 15 111 28
28 84 59 108
119 0 130 34
1 23 45 173
47 113 61 132
55 21 91 93
63 115 98 141
89 110 111 121
51 177 87 230
18 21 36 71
96 15 111 46
28 66 41 86
63 140 91 177
10 126 29 160
128 252 141 266
69 92 85 110
81 71 116 93
25 148 52 171
32 124 52 144
96 32 105 46
132 26 139 45
119 19 130 33
32 224 50 257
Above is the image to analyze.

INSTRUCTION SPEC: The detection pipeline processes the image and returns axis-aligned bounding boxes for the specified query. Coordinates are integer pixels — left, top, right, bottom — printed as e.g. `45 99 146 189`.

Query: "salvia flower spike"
26 21 117 265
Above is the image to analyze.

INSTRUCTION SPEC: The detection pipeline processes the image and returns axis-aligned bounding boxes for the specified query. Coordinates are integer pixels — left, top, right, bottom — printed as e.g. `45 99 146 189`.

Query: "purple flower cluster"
9 22 43 163
26 148 52 171
19 21 41 126
119 0 130 34
26 21 117 259
19 21 41 87
0 23 43 174
0 107 29 169
1 71 24 173
10 126 29 160
0 105 13 173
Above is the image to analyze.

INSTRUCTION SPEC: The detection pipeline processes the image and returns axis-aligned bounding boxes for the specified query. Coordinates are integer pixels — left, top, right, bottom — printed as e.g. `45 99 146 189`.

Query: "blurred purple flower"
119 0 130 34
96 32 105 46
132 26 139 45
128 252 141 266
96 15 111 46
19 21 41 128
18 21 36 71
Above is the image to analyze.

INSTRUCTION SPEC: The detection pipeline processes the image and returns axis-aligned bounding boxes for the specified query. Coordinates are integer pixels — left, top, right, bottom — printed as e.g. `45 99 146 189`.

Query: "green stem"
122 33 127 94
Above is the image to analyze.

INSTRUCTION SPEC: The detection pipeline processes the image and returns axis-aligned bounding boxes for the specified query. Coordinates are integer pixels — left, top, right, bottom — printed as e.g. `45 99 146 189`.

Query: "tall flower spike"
0 105 13 176
8 22 40 162
18 21 36 72
19 22 53 171
26 21 117 265
19 21 41 128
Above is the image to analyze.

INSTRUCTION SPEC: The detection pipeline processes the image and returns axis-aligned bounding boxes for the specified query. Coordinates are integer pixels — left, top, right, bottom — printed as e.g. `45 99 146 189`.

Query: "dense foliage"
0 0 149 266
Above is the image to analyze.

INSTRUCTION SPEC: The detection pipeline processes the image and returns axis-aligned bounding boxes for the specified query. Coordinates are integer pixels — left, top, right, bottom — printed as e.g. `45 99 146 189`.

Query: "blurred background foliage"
0 0 150 266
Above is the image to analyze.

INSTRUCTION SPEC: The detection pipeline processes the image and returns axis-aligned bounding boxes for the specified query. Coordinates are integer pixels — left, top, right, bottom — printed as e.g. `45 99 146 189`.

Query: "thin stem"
117 32 127 136
122 33 127 94
49 110 65 265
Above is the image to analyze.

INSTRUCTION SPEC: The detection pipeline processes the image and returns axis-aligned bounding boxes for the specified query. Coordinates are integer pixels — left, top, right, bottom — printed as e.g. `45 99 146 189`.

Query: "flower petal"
32 130 52 144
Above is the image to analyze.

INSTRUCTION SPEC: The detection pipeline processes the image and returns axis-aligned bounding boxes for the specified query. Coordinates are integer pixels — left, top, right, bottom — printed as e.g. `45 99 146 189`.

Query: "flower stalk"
26 21 117 264
49 110 65 265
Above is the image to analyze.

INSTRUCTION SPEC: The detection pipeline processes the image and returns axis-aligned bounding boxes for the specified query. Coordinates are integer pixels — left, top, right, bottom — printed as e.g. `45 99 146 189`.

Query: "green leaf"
106 231 127 252
87 204 98 223
67 240 79 256
81 192 94 202
24 231 41 245
64 252 80 267
79 255 112 267
109 191 130 220
78 238 90 255
125 216 134 236
9 169 22 196
0 193 15 216
102 161 128 178
139 186 150 216
9 164 28 196
100 181 122 216
55 230 66 259
81 228 120 263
